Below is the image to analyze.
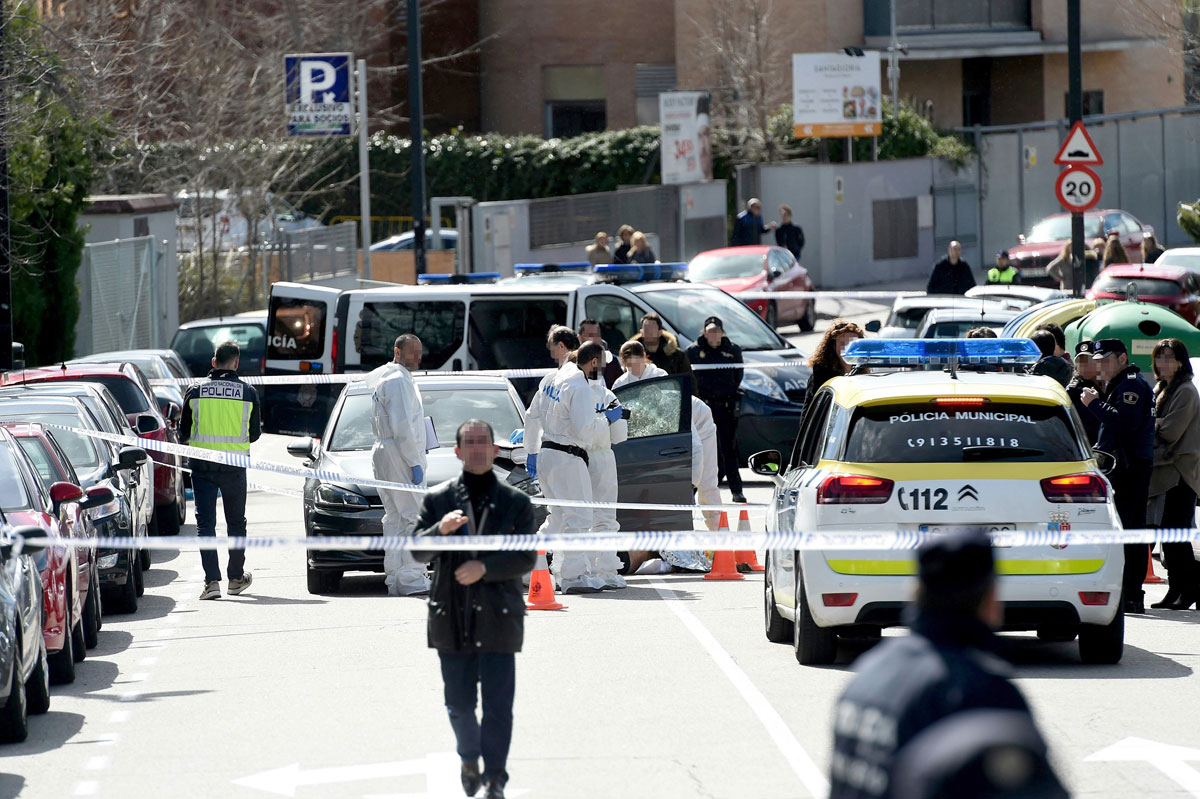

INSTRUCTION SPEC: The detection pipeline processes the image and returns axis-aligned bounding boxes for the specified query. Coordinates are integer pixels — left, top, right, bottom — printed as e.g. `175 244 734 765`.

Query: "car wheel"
134 551 145 597
306 565 340 595
799 299 817 332
177 477 187 526
794 570 837 666
111 556 139 615
0 649 28 742
157 500 181 537
82 573 100 649
766 301 778 328
71 591 86 664
27 637 50 716
1079 601 1124 664
763 552 792 643
139 544 151 572
49 601 76 685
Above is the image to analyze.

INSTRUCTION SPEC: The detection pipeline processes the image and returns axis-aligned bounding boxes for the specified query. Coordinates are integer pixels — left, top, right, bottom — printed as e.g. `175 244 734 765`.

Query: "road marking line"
72 781 98 796
85 755 109 771
138 657 159 666
156 628 176 638
118 692 143 702
107 711 130 724
650 579 830 799
96 732 120 746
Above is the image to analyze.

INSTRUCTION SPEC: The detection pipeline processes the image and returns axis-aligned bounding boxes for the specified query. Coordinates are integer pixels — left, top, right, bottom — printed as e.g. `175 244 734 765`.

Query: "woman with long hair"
1102 235 1129 267
1147 338 1200 610
806 320 865 392
628 231 657 264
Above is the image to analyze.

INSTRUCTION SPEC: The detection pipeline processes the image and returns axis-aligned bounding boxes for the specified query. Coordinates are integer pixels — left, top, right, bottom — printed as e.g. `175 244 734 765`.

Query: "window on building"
1064 90 1104 117
544 66 606 138
635 64 677 126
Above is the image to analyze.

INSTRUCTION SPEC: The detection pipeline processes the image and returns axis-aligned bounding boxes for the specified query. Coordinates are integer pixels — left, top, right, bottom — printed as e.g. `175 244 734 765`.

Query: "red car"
686 245 817 330
1007 209 1154 286
1087 264 1200 325
3 364 185 534
0 425 112 685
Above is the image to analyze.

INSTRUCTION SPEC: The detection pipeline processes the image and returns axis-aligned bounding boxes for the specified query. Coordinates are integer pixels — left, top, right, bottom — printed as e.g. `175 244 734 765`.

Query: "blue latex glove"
525 453 538 479
604 406 624 424
412 465 424 485
509 428 524 444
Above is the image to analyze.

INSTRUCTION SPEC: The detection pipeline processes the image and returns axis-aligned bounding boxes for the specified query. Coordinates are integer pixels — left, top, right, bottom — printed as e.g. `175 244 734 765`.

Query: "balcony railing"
864 0 1031 37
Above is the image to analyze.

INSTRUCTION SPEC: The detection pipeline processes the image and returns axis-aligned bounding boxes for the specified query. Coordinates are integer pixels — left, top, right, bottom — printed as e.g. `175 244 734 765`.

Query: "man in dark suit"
413 420 538 799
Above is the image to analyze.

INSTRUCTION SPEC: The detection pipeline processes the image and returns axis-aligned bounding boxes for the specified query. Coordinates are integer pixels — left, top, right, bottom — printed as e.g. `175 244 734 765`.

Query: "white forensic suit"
691 397 722 531
367 362 430 596
527 361 610 592
584 376 628 588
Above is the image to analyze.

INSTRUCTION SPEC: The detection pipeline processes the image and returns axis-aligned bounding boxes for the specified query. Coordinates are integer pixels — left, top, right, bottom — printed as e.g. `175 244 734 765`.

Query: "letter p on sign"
300 62 336 104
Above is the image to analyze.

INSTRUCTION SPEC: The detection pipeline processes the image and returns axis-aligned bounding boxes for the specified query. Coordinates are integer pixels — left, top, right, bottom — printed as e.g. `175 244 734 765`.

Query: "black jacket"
830 609 1032 799
179 368 262 472
413 472 538 654
613 242 632 264
631 330 695 392
731 210 769 246
1028 355 1073 388
775 223 805 260
809 362 845 394
926 257 976 295
686 337 743 401
1088 364 1155 462
1066 376 1101 444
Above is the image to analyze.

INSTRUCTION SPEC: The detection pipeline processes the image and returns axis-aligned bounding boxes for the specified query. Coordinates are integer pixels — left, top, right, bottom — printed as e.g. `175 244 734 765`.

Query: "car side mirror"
50 481 85 512
80 485 115 511
116 446 149 472
865 320 882 333
1017 234 1027 244
287 437 319 460
1092 449 1117 474
135 414 160 434
749 449 783 478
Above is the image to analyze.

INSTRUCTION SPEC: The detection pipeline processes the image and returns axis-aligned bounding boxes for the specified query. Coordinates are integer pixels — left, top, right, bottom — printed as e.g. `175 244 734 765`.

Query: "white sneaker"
227 571 253 596
199 581 221 600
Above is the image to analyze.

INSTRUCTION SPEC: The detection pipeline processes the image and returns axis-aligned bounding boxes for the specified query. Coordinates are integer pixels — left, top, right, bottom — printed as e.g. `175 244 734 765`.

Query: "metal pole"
357 59 373 281
1067 0 1084 297
1161 112 1170 246
888 0 900 116
846 137 853 163
407 0 427 275
0 0 12 370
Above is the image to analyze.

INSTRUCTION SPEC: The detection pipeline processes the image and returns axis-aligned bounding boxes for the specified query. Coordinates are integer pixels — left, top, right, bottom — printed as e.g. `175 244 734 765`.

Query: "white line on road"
650 580 830 799
138 656 159 666
95 732 121 746
72 781 98 796
107 710 130 724
85 755 110 771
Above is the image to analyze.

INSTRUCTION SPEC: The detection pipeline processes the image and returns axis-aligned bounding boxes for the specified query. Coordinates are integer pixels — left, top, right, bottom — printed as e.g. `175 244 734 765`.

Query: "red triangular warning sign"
1054 121 1103 166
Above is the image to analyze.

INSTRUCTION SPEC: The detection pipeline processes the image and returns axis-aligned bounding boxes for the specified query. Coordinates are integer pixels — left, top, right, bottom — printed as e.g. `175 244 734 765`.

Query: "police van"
264 264 813 455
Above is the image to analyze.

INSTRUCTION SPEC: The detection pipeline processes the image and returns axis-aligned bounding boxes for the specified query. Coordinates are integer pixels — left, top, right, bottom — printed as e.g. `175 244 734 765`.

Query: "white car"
753 338 1124 666
916 307 1021 338
1156 247 1200 275
965 285 1070 309
865 296 1016 339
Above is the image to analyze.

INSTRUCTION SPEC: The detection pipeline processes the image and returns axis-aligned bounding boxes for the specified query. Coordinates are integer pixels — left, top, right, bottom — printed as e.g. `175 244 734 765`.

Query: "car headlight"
316 484 370 508
89 499 122 522
740 370 789 402
97 553 119 569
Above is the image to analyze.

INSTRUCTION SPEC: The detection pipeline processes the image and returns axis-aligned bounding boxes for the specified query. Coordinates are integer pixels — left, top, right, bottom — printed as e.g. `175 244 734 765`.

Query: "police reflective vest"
987 265 1018 284
189 376 254 453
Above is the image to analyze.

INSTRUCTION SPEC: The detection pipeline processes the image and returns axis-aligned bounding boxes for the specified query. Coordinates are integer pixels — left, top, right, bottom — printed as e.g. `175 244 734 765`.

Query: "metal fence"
75 236 160 355
528 185 681 253
270 221 358 282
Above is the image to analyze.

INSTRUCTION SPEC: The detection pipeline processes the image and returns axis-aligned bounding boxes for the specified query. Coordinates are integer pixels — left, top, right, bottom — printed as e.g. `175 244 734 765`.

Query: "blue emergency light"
416 272 501 285
512 262 591 274
593 262 689 284
842 338 1041 367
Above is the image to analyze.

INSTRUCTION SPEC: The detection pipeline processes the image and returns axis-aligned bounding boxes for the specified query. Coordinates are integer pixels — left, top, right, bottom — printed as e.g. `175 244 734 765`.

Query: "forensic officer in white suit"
367 333 431 596
527 340 623 593
584 354 628 589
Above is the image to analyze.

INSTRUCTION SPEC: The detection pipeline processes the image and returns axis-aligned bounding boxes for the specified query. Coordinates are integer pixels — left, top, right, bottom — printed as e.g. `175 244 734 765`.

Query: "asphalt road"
5 300 1200 798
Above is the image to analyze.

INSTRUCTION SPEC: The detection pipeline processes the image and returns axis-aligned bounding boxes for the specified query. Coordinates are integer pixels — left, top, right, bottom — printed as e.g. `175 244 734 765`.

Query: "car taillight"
1079 592 1110 606
822 593 858 607
1041 473 1107 503
931 397 987 407
817 474 894 504
332 328 339 369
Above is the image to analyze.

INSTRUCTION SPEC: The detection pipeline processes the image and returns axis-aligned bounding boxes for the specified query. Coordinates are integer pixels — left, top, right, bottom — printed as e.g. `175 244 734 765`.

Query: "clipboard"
424 416 439 451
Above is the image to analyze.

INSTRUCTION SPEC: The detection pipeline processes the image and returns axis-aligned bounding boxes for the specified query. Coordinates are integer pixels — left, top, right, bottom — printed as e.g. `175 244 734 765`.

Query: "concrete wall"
743 157 938 289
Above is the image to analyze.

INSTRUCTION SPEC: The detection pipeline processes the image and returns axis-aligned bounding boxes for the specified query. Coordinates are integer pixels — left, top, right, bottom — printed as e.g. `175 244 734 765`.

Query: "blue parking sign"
284 53 353 136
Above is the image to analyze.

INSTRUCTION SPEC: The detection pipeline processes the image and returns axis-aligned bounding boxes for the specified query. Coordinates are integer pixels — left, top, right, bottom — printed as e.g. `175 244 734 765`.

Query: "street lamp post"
1068 0 1084 296
887 0 902 117
407 0 426 275
0 0 12 371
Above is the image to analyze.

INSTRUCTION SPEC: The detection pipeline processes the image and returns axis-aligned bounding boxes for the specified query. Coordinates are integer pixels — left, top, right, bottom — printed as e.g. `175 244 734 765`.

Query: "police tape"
28 527 1200 553
43 422 769 515
738 290 922 301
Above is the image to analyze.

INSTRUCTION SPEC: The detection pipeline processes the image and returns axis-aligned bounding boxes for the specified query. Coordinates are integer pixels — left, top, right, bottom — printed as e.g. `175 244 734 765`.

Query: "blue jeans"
438 652 515 784
192 468 247 583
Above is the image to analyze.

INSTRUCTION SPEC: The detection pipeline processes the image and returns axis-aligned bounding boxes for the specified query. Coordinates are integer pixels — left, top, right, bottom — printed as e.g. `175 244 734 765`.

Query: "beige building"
475 0 1187 136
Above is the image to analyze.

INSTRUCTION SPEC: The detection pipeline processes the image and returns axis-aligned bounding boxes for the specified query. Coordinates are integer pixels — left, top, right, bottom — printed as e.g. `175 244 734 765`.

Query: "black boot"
484 780 506 799
461 760 482 797
1167 592 1200 610
1151 587 1183 609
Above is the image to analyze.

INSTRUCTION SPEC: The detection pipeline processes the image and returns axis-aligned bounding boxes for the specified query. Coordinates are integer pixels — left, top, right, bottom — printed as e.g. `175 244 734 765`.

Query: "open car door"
265 282 343 436
612 374 693 532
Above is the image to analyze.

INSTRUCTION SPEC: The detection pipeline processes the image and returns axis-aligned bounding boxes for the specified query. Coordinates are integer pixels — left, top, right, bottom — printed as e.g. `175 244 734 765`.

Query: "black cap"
1090 338 1127 359
703 316 724 331
1073 340 1094 358
918 527 994 596
891 710 1070 799
996 250 1010 259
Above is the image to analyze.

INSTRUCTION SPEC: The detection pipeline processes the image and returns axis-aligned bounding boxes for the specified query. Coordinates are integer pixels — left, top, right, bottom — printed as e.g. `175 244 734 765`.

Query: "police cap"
891 709 1069 799
1073 340 1094 358
703 316 724 332
918 527 994 595
1089 338 1127 359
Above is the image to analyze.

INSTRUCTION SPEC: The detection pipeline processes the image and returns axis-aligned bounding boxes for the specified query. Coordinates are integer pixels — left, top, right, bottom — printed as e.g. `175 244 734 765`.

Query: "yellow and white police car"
752 339 1124 666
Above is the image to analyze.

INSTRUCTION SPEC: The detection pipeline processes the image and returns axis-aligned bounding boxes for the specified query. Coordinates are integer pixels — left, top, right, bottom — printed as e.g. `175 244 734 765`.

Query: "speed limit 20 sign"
1055 165 1102 212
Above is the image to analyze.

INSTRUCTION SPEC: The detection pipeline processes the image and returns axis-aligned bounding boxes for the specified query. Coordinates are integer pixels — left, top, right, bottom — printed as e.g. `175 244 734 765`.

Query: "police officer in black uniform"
685 316 746 502
1080 338 1155 614
829 528 1048 799
1066 340 1102 444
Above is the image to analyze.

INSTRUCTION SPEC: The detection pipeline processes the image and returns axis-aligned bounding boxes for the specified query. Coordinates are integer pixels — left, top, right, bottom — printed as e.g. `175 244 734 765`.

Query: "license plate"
920 523 1015 535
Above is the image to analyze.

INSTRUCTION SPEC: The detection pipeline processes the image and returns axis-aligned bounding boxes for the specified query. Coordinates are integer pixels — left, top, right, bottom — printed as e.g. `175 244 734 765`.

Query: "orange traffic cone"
526 551 566 610
1144 544 1166 584
705 512 745 581
734 509 764 572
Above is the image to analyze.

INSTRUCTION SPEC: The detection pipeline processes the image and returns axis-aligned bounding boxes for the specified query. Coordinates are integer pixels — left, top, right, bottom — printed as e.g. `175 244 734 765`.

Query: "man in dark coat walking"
731 198 776 246
413 420 537 799
686 316 747 503
926 240 976 295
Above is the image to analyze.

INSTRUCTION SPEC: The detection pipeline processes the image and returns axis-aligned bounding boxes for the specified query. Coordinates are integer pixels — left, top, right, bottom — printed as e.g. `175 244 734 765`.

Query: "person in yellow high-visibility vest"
180 340 261 600
986 250 1020 285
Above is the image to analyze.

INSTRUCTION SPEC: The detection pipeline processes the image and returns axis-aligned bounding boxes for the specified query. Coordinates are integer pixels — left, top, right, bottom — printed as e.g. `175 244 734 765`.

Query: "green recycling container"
1064 300 1200 373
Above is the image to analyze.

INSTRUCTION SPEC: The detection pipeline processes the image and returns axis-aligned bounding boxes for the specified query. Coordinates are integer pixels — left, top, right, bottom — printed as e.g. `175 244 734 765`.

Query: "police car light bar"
593 263 689 284
841 338 1041 366
512 262 591 274
416 272 501 285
